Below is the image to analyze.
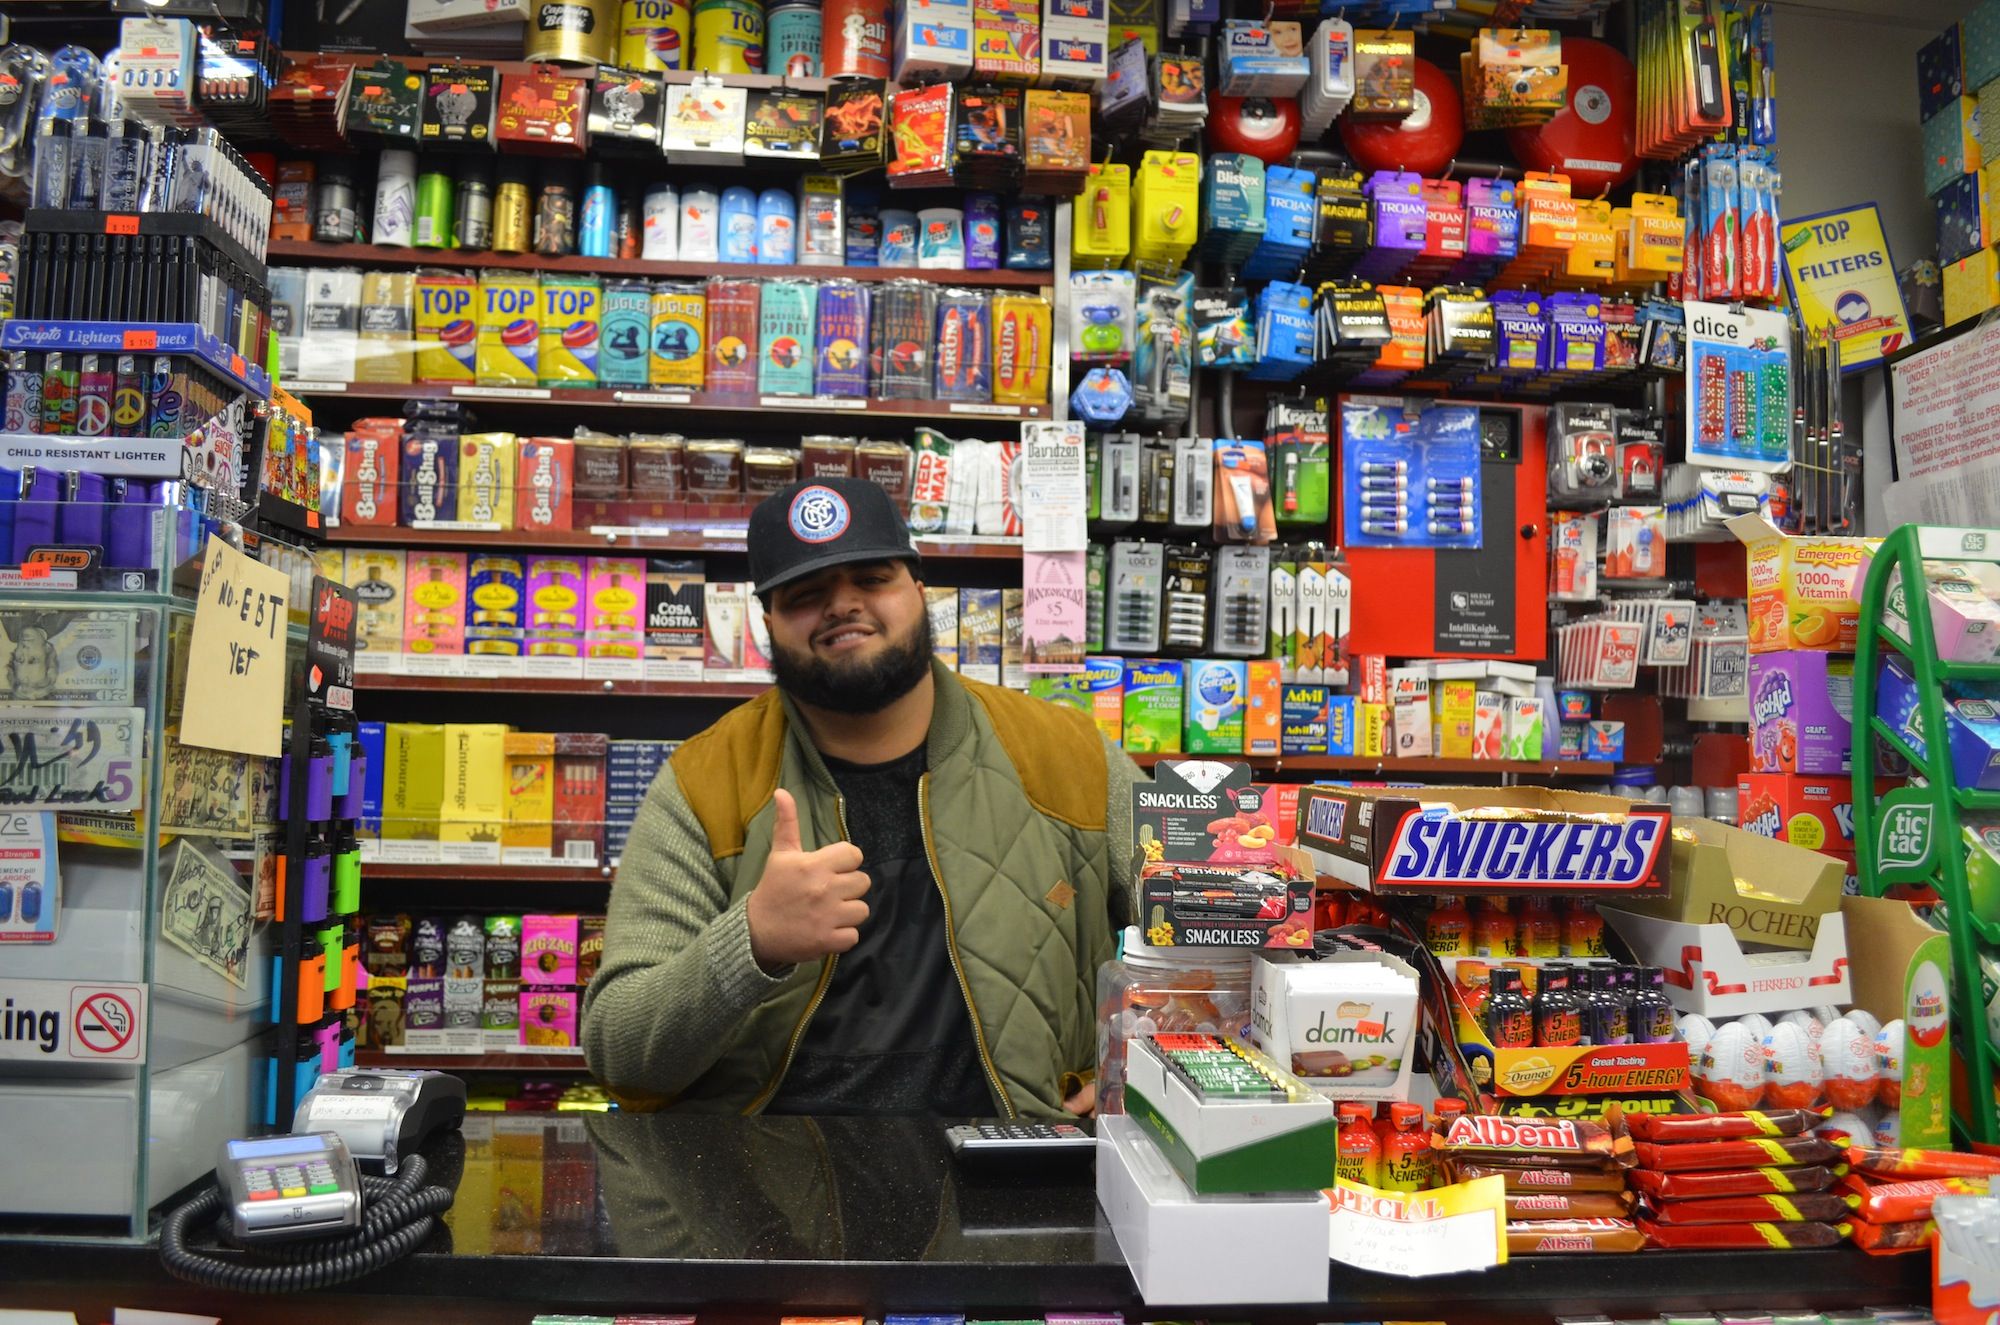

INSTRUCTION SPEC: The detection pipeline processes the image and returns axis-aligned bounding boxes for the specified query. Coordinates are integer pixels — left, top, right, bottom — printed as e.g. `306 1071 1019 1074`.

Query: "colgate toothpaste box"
1748 651 1853 775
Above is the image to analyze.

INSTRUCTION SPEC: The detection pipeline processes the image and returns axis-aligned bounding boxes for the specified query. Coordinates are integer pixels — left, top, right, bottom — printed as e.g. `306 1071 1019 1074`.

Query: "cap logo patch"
789 485 851 544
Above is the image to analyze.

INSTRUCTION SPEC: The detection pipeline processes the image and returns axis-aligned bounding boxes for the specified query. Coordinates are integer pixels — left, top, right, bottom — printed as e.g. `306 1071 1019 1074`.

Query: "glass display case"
0 518 321 1240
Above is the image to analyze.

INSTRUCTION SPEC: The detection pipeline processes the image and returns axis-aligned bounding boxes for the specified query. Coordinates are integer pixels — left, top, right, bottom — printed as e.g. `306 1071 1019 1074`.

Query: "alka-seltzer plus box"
1133 759 1315 949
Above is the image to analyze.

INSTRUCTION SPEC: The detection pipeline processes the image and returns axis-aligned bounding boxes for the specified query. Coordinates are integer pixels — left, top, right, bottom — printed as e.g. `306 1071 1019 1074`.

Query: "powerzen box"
1134 759 1315 948
1295 786 1671 896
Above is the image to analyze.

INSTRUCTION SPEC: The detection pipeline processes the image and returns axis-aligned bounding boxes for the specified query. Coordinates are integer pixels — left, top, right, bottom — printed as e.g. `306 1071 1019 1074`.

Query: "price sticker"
104 215 140 236
122 330 158 351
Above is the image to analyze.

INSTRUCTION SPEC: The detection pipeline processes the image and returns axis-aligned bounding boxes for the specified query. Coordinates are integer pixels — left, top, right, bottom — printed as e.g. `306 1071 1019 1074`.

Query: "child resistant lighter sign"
0 977 147 1062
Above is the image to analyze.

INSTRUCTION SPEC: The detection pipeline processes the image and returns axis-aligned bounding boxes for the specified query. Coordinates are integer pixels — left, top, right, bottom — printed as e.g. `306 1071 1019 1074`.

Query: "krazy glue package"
1249 949 1420 1101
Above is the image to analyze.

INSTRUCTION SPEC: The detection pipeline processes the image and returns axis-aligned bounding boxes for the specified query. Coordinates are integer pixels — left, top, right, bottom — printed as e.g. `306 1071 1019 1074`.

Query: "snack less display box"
1295 785 1671 895
1133 760 1315 948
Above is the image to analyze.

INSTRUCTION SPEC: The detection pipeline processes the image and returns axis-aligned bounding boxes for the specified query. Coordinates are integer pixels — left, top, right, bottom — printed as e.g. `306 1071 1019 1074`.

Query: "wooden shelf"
358 673 770 698
329 523 1027 559
267 238 1056 289
1125 753 1614 777
356 1051 590 1072
283 379 1049 421
363 862 614 881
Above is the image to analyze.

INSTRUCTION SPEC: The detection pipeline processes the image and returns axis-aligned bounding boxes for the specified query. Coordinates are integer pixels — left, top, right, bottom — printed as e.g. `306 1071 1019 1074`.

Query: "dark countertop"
2 1112 1930 1324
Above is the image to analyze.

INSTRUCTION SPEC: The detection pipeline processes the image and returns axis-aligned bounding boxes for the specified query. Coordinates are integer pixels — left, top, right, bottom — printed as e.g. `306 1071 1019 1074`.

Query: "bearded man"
583 477 1139 1118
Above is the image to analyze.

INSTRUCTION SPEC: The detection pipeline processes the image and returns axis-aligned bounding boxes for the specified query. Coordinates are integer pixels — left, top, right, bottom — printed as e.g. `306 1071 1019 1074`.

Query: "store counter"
1 1113 1929 1324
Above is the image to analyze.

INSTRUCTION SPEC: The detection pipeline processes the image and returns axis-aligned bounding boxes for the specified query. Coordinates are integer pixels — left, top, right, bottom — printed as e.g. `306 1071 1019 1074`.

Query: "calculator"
945 1121 1096 1166
217 1132 364 1244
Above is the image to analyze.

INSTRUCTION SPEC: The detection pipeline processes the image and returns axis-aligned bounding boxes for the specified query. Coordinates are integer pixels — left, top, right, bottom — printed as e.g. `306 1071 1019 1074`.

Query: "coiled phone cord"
159 1155 452 1293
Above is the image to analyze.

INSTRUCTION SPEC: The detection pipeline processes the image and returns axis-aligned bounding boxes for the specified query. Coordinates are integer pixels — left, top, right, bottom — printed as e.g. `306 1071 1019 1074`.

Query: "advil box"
1296 785 1670 895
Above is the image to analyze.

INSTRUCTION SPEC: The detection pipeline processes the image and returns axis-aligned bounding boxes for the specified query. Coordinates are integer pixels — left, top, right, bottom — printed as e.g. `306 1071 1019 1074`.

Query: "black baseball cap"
747 477 922 597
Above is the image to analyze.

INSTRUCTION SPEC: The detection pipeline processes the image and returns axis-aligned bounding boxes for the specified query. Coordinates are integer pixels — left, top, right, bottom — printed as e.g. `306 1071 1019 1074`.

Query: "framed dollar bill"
0 609 136 706
160 837 253 989
0 707 144 812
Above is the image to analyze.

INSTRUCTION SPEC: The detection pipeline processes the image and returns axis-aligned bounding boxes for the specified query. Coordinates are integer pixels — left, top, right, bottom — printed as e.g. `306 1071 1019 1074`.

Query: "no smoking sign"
0 978 147 1062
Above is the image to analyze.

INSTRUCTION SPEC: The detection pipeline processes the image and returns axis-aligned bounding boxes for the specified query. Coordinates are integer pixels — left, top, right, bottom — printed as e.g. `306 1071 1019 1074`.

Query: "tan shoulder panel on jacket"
670 689 788 860
962 677 1108 832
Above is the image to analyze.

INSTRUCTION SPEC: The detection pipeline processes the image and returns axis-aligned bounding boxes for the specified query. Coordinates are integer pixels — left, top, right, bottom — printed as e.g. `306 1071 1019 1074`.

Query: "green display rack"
1852 523 2000 1148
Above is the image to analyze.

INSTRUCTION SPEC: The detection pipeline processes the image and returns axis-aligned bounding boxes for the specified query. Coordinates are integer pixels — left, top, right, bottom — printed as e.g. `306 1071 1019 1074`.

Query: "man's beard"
772 612 934 715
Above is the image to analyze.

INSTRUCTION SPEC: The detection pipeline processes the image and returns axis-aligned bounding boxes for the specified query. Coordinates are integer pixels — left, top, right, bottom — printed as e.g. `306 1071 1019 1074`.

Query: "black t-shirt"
763 747 993 1117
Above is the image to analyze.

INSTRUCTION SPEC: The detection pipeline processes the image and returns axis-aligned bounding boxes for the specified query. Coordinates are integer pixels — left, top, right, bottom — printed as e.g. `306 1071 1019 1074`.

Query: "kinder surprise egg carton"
1729 515 1880 653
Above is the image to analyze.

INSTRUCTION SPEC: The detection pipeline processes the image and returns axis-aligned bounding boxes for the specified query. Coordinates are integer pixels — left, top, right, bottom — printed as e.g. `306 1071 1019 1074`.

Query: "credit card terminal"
218 1132 364 1244
293 1068 466 1174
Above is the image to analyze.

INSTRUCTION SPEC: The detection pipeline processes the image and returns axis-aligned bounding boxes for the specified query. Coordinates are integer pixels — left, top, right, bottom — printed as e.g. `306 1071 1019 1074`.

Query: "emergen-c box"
1729 514 1880 653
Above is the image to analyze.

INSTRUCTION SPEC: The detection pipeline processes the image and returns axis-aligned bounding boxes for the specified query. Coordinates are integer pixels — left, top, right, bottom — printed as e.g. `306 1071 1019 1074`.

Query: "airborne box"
1294 785 1670 896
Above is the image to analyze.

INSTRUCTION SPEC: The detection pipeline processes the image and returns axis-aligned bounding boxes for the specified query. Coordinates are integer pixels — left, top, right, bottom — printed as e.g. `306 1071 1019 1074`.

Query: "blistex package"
1339 397 1483 550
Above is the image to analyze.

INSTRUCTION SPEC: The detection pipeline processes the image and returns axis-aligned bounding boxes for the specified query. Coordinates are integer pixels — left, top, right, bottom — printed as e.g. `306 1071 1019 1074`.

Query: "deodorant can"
414 168 455 249
757 188 797 264
455 169 494 250
580 165 616 258
642 184 679 259
315 159 361 243
493 158 532 254
373 150 418 247
719 186 758 263
536 165 579 257
680 188 720 262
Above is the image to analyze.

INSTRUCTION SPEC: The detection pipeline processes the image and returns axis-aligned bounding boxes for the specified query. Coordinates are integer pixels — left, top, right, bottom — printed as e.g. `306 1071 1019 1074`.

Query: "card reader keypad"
238 1158 340 1199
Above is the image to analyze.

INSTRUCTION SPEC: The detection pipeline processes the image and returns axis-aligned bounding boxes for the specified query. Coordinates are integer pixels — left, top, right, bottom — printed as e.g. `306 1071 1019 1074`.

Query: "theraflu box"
1122 659 1184 754
539 275 602 387
415 271 478 383
599 280 652 385
649 285 706 387
476 270 540 385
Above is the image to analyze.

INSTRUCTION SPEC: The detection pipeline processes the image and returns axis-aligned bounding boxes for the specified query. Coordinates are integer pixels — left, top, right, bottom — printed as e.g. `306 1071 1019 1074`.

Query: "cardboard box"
502 732 555 859
441 723 508 863
1280 684 1327 756
1599 906 1852 1017
1123 659 1184 754
1132 759 1282 865
1249 950 1420 1101
1878 653 2000 790
1123 1034 1334 1194
1095 1116 1330 1306
1244 659 1281 756
1597 816 1844 952
553 732 606 864
515 437 574 532
1737 771 1874 854
1842 895 1951 1149
1749 651 1855 775
1441 958 1690 1098
1432 678 1476 758
1326 694 1357 756
644 559 705 682
1359 702 1387 758
1295 785 1671 895
1184 659 1247 754
382 722 445 861
1729 514 1881 653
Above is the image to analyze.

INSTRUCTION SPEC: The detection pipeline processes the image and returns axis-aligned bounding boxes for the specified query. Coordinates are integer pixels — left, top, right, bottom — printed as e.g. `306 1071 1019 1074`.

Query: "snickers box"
1295 785 1671 896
